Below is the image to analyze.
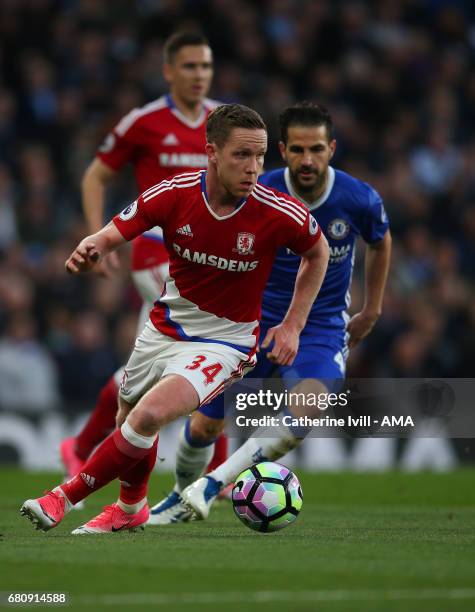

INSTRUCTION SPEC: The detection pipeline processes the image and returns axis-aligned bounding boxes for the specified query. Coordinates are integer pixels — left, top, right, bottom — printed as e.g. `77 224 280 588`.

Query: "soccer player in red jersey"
59 31 228 481
21 104 329 534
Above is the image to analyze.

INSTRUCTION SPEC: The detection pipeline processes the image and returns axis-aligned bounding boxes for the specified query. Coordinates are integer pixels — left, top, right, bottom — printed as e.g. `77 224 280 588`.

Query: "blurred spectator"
0 164 17 249
410 126 463 195
0 89 17 165
55 311 119 407
0 312 60 412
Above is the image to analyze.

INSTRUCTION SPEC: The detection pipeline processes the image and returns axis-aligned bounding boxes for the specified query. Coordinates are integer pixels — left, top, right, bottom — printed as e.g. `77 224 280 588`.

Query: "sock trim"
121 421 157 449
184 418 215 449
54 486 73 511
117 497 147 514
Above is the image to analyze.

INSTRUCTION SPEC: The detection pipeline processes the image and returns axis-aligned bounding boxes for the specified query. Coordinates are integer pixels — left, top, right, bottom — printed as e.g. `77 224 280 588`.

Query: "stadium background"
0 0 474 470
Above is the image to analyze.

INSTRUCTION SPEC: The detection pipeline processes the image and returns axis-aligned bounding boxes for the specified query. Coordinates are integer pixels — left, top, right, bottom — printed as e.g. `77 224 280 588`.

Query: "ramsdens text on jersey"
172 243 259 272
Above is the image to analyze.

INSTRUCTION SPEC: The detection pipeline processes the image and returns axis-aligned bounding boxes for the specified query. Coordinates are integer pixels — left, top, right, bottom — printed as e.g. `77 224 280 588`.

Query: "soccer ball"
232 462 303 533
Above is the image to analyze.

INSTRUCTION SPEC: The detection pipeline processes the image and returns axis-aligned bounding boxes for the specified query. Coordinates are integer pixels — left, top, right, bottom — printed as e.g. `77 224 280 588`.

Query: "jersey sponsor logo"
162 132 180 146
176 224 193 237
119 200 138 221
233 232 255 255
309 215 319 235
173 243 258 272
98 133 116 153
159 153 208 168
328 218 350 240
329 244 351 263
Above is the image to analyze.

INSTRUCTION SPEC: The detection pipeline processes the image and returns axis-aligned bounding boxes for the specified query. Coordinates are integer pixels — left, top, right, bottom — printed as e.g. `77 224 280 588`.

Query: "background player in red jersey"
21 104 329 534
59 31 228 482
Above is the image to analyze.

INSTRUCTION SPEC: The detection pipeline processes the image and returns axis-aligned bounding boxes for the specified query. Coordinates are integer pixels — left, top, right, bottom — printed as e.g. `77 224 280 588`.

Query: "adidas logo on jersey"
176 224 193 237
80 473 96 488
162 132 179 146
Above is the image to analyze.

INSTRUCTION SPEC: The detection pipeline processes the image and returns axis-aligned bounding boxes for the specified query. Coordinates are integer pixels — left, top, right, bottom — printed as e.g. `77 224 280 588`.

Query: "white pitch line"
76 588 475 606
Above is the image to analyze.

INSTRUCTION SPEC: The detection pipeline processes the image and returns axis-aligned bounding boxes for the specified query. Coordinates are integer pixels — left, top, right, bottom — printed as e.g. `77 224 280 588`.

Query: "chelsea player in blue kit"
148 102 391 524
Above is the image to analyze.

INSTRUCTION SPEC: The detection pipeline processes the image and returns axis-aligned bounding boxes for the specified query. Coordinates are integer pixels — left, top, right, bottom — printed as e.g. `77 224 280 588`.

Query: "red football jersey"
97 94 218 271
113 171 322 354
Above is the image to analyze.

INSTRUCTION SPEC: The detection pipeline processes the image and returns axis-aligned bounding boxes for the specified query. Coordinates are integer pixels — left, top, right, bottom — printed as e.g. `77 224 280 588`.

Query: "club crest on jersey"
234 232 255 255
119 200 138 221
327 218 350 240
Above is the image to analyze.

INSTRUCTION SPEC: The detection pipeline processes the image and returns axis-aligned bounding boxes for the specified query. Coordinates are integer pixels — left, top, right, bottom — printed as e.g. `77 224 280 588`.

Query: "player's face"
164 45 213 105
279 125 336 197
210 128 267 198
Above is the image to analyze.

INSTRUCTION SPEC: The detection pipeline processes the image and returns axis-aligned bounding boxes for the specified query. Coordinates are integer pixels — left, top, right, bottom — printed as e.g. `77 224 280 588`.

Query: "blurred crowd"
0 0 474 413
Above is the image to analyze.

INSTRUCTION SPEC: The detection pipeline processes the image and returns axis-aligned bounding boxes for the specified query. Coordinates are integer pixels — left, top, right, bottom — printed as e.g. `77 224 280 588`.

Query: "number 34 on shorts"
119 322 255 406
185 355 223 385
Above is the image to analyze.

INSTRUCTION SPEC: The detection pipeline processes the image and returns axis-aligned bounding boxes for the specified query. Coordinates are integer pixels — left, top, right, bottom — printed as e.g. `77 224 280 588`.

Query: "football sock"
175 419 214 492
61 422 157 506
119 437 159 509
74 375 119 460
117 498 147 514
52 486 73 512
210 423 301 487
206 433 228 472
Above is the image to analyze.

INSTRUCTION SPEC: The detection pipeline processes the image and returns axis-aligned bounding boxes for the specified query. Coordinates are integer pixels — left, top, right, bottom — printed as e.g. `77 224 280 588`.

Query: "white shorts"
119 321 256 408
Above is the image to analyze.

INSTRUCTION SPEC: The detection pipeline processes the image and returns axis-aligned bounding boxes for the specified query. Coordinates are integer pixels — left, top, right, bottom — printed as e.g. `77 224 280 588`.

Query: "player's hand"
261 322 300 366
65 241 101 274
116 403 132 429
94 251 120 278
346 310 380 349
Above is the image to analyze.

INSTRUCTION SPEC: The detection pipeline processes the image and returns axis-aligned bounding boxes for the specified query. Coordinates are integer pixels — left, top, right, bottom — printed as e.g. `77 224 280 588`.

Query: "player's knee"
189 413 224 443
128 405 161 436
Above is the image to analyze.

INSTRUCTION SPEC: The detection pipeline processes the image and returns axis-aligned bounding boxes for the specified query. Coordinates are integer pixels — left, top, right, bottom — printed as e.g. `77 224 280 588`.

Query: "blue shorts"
198 326 348 420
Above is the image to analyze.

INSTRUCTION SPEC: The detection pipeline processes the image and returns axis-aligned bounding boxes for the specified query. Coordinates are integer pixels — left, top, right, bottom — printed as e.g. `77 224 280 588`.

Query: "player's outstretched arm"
65 222 126 275
347 229 391 348
263 234 329 366
81 158 120 276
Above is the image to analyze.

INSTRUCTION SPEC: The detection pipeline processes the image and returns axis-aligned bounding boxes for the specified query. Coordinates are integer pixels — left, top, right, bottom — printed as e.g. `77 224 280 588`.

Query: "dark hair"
163 31 210 64
206 104 267 147
279 102 333 144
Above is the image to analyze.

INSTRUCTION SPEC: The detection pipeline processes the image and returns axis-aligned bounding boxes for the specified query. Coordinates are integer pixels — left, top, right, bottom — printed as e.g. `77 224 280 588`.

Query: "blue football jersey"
259 167 389 338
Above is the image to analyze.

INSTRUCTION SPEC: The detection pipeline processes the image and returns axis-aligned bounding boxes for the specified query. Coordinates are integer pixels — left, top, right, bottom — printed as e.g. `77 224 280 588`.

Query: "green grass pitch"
1 468 475 612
